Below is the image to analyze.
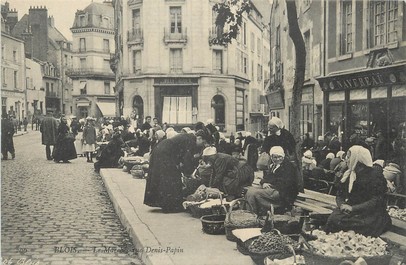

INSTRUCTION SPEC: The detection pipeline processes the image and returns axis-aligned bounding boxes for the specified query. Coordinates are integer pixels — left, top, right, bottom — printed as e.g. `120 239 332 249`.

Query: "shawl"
341 145 373 193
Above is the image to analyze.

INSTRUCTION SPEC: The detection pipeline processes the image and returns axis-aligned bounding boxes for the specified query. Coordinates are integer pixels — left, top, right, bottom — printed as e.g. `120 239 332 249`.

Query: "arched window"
211 95 225 125
132 95 144 125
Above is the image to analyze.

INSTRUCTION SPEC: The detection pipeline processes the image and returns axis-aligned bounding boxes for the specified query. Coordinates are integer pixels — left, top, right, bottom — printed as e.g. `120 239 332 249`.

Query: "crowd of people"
4 109 403 238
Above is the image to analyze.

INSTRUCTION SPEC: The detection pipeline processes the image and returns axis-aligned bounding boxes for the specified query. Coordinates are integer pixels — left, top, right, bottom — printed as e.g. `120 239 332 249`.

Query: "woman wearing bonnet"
324 145 391 237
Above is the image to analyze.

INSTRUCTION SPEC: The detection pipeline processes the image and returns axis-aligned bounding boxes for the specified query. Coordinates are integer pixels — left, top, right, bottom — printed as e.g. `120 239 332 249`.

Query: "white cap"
269 146 285 157
202 146 217 156
268 117 284 129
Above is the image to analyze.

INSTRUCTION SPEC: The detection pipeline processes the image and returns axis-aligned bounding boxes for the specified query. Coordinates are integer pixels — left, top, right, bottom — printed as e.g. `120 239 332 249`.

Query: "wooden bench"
293 189 406 247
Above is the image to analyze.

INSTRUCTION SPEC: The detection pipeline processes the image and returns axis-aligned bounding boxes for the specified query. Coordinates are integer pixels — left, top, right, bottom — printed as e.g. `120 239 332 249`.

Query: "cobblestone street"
1 130 142 265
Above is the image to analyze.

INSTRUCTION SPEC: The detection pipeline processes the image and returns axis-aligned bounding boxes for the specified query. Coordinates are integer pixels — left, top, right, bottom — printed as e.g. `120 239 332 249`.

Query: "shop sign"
317 64 406 91
266 90 284 109
154 78 198 85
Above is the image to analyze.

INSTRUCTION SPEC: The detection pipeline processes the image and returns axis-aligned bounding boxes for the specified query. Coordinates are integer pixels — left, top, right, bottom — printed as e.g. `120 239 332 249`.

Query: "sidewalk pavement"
13 130 28 137
100 168 255 265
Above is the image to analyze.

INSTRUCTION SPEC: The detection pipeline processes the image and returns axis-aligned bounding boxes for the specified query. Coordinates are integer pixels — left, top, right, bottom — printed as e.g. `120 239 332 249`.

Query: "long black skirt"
53 138 77 162
143 140 183 211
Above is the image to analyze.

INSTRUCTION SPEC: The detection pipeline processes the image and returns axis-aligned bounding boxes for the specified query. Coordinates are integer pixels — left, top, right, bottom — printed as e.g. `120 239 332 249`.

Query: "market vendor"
201 146 254 200
245 146 298 215
324 145 392 237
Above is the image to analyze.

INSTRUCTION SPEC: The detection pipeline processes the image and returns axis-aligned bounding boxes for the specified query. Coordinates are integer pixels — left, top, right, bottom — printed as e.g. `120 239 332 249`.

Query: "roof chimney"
48 15 54 27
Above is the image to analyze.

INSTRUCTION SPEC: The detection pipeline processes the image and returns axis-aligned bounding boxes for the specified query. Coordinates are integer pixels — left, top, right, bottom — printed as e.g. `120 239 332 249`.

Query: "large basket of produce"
302 230 392 265
263 245 306 265
200 212 227 235
189 191 228 218
224 199 260 242
387 205 406 221
258 214 302 235
247 229 301 265
232 228 262 255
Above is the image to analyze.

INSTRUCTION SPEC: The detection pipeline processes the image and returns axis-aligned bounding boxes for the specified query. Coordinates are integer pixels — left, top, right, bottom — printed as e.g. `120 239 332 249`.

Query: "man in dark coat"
144 133 200 212
40 111 59 160
1 114 15 160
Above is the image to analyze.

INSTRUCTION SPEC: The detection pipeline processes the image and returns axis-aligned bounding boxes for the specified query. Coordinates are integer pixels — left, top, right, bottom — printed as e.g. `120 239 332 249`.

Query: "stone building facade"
1 30 26 121
111 0 270 133
68 1 116 119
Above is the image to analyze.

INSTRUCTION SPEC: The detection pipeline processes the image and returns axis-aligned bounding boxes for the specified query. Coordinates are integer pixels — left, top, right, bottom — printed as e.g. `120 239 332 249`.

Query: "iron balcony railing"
128 28 143 43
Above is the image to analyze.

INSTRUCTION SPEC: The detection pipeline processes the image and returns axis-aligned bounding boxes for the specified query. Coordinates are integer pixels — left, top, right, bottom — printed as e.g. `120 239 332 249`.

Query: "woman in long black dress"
53 116 77 163
144 133 200 213
324 145 391 237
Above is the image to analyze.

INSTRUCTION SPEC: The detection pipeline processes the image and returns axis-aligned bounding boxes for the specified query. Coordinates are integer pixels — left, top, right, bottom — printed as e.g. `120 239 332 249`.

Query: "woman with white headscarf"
245 146 298 215
325 145 391 237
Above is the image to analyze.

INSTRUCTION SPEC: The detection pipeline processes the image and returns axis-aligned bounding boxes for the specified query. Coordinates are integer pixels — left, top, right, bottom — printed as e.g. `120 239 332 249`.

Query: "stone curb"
100 169 175 265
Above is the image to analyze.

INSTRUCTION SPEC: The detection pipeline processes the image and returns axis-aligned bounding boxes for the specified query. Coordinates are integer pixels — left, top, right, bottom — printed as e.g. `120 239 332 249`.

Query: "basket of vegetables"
190 191 228 218
224 199 260 242
302 229 392 265
246 229 301 265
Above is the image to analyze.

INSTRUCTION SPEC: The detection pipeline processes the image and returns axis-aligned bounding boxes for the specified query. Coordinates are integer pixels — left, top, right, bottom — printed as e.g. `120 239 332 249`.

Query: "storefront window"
327 104 345 141
162 96 192 124
388 97 406 140
349 102 368 141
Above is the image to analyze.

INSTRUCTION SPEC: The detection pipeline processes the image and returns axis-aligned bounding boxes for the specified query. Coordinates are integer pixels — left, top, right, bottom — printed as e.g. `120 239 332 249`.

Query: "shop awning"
96 102 116 117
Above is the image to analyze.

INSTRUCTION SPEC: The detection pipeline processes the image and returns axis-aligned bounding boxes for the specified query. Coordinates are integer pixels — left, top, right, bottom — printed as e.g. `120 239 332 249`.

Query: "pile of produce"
248 231 300 255
308 230 387 258
388 207 406 221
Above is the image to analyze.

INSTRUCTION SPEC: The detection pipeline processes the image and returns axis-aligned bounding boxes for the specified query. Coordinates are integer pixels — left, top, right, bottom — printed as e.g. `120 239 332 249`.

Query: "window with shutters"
132 50 141 74
340 0 353 54
170 48 182 73
304 30 310 80
103 39 110 52
170 7 182 34
79 38 86 52
213 50 223 74
104 82 110 94
80 58 86 69
13 71 17 88
132 9 140 31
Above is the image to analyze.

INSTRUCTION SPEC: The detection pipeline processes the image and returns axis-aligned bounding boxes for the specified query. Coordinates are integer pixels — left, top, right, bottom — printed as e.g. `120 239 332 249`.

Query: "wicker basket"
301 248 392 265
200 213 226 235
224 199 259 242
263 245 298 265
247 229 301 265
189 192 226 218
